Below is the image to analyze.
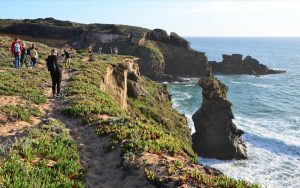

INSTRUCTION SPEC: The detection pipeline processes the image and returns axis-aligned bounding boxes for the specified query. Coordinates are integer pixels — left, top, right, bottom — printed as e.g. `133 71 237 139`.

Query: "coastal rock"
127 80 147 98
100 58 146 107
192 70 247 160
144 29 190 49
210 54 285 75
144 29 170 43
169 32 190 49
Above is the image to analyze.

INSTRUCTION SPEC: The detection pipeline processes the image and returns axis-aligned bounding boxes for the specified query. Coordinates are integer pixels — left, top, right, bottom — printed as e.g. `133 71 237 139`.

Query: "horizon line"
184 36 300 38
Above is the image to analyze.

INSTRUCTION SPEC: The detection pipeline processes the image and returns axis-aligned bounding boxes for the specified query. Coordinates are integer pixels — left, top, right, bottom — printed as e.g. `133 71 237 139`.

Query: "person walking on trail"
20 43 29 67
46 49 62 98
98 47 102 55
30 44 38 68
87 46 92 54
109 46 113 54
10 38 23 69
64 50 71 69
114 47 118 55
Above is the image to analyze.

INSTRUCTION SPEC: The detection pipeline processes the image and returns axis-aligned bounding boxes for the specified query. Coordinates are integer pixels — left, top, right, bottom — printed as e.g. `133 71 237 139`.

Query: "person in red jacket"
10 38 23 69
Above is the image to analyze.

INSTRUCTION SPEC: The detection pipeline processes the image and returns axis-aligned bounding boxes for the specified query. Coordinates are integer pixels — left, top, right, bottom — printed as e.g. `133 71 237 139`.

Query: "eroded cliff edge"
192 69 247 160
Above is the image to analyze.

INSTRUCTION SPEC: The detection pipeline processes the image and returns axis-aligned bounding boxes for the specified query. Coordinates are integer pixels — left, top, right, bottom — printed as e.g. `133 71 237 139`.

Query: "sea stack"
192 67 247 160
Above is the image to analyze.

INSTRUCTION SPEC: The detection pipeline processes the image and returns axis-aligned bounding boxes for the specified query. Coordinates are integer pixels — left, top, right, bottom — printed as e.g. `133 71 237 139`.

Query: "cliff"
0 36 258 187
192 68 247 160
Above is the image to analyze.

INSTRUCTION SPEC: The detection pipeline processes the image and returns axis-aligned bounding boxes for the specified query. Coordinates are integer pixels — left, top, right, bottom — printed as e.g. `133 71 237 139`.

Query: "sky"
1 0 300 37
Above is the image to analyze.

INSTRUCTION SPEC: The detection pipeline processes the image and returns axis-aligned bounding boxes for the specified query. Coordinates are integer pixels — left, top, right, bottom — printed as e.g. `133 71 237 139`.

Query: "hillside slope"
0 35 260 187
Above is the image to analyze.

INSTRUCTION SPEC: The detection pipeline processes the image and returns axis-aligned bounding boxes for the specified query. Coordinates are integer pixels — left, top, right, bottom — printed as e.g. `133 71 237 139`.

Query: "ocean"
168 37 300 188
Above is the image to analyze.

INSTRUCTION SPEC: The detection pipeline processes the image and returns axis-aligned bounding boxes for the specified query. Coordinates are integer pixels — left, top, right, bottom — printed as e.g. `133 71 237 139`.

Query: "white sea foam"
168 37 300 188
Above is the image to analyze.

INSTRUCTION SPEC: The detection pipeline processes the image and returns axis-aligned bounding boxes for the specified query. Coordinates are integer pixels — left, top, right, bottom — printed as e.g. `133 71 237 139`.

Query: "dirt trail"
0 67 153 187
48 69 154 188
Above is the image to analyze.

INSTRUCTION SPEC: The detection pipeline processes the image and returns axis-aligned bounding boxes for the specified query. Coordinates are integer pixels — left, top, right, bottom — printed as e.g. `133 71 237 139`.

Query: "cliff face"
100 57 145 109
0 18 148 48
192 70 247 160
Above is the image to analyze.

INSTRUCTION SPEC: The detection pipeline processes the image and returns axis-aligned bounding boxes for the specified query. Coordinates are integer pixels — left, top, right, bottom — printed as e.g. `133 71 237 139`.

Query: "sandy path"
48 69 154 188
0 66 154 187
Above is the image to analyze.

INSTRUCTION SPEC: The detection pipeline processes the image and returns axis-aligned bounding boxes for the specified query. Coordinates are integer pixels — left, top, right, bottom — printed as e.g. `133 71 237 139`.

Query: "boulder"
127 80 147 98
192 71 247 160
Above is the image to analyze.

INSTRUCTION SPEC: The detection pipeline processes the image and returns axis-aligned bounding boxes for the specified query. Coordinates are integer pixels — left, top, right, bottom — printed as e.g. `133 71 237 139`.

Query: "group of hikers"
10 38 71 70
9 38 72 98
10 38 120 98
10 38 38 69
88 46 119 55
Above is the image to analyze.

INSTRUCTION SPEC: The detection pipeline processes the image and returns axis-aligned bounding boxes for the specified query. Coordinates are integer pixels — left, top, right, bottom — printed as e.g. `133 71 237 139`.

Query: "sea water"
168 37 300 188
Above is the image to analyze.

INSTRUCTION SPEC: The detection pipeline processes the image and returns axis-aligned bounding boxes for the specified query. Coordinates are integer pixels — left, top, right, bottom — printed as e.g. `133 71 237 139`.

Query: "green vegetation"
0 104 41 122
128 77 194 156
97 118 187 155
0 119 84 187
144 168 157 182
64 59 124 118
0 69 49 104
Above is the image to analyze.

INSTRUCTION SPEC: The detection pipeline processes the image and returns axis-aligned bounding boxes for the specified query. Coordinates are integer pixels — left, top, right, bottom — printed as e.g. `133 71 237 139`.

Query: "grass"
97 118 186 155
0 69 49 104
0 119 84 188
128 77 195 157
0 104 41 122
64 59 124 119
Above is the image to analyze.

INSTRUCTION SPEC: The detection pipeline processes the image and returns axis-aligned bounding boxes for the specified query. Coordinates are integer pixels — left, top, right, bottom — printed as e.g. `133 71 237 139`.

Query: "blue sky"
1 0 300 36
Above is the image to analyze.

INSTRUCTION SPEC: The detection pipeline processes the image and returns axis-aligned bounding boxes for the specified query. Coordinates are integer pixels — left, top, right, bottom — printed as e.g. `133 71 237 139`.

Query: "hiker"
46 49 62 98
30 44 38 68
98 47 102 55
10 38 23 69
64 50 71 69
109 46 113 54
114 47 118 55
87 46 92 54
20 43 29 67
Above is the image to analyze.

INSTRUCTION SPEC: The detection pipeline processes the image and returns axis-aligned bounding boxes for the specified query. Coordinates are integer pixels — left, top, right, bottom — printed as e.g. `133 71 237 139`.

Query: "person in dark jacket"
46 49 62 98
64 50 71 69
20 43 29 67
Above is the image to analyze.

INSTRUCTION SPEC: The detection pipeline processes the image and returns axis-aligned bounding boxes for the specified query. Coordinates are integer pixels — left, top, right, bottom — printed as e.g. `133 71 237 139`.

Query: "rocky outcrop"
100 58 146 109
192 69 247 160
210 54 285 75
144 29 190 49
157 42 208 77
0 18 149 48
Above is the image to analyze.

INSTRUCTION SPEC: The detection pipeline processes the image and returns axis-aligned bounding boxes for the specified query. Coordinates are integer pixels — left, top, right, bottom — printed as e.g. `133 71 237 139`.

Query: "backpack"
46 55 61 72
14 43 21 53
